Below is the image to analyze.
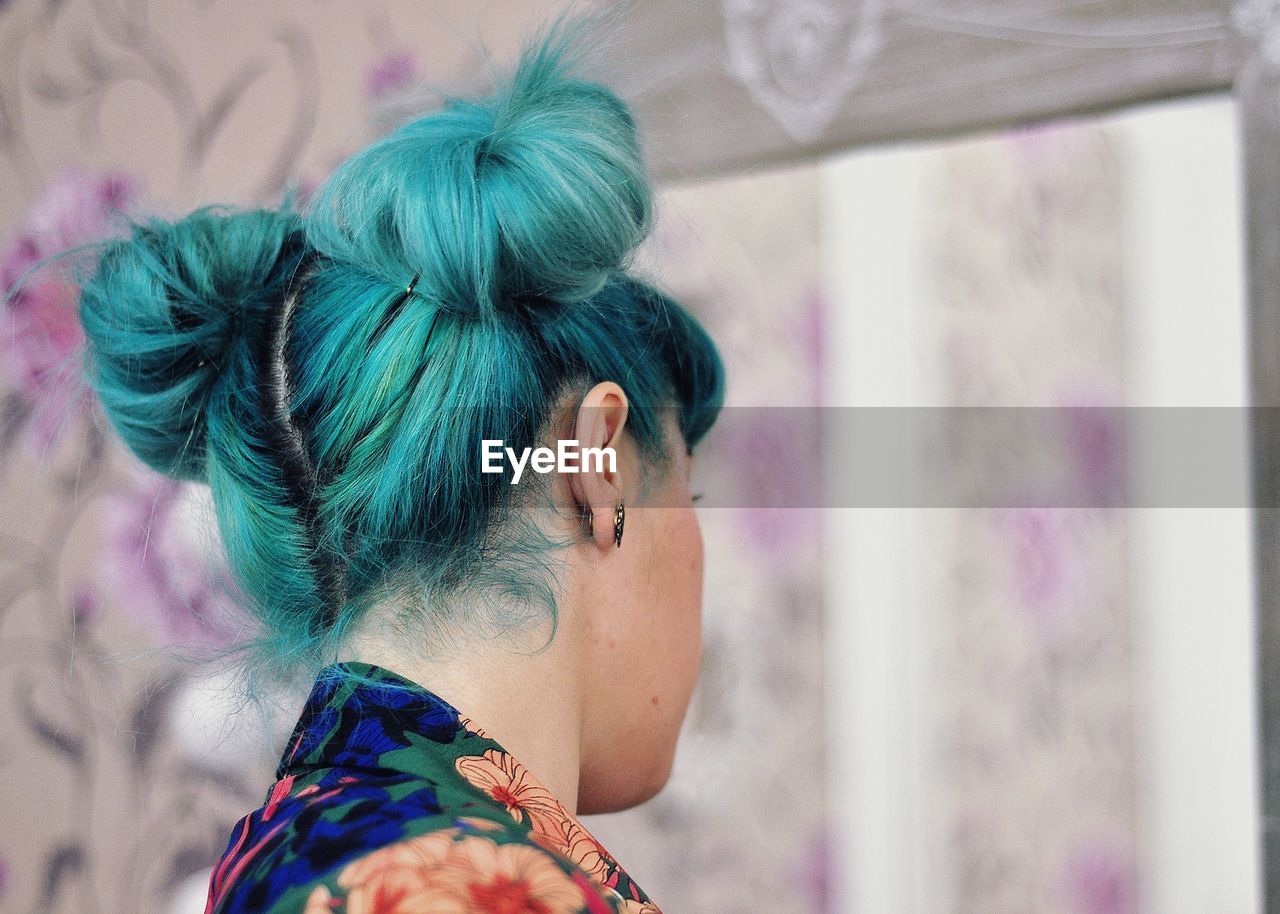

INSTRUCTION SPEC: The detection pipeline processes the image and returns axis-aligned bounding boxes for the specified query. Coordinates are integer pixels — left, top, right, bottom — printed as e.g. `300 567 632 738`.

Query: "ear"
568 381 629 552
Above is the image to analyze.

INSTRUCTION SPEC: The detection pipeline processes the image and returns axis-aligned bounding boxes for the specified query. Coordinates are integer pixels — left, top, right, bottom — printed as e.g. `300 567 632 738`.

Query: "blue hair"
76 11 724 675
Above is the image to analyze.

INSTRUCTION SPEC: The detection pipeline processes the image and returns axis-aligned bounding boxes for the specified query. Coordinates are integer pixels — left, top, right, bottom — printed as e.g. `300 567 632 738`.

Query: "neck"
344 611 587 816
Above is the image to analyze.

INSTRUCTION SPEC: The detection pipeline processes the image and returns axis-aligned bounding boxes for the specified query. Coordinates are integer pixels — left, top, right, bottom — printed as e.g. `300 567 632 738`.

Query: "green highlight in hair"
74 9 724 681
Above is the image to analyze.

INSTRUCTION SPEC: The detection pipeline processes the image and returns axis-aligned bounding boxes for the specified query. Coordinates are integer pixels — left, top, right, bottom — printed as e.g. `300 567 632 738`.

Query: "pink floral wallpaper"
928 120 1137 913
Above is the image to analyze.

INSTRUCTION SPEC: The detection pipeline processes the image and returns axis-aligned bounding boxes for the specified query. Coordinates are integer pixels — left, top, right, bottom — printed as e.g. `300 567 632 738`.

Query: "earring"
613 500 625 548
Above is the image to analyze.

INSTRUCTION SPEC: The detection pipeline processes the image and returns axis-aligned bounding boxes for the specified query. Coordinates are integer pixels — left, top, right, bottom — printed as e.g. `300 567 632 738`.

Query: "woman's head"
76 13 722 805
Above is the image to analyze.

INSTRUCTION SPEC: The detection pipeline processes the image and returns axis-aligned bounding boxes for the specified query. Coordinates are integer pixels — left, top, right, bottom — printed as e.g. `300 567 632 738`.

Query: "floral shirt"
205 662 660 914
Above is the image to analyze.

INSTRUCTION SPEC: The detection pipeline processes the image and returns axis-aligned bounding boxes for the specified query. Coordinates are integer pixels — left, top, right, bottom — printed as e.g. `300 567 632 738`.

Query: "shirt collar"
275 661 469 782
272 661 657 910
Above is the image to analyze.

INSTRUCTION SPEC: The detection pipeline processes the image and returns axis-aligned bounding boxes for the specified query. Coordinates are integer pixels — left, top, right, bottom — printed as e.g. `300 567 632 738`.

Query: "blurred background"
0 1 1270 913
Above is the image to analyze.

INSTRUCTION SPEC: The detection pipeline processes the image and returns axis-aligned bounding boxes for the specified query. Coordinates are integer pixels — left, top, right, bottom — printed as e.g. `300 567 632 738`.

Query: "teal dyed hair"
76 11 723 675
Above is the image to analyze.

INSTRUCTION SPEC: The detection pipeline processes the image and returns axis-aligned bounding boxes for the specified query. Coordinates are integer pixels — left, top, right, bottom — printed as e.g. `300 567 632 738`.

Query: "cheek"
683 511 705 620
683 513 705 675
652 507 704 683
587 506 704 808
618 509 704 680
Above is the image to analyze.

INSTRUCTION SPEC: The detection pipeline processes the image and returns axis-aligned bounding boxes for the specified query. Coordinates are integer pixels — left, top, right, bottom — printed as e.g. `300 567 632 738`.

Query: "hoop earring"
613 500 625 548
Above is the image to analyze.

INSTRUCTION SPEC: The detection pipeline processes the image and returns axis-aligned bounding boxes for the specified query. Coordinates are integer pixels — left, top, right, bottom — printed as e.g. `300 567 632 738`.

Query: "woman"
75 11 723 914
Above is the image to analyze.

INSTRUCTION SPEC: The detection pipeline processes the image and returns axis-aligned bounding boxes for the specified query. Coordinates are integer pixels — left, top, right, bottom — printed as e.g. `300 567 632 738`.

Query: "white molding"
1115 93 1261 914
819 143 948 914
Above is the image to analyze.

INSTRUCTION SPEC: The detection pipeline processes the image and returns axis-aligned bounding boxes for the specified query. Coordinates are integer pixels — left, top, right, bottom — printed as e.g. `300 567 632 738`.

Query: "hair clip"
405 273 420 298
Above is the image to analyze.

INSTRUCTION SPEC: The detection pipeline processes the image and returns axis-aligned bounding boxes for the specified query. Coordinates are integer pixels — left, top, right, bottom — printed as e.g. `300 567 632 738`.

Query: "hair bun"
307 12 651 317
78 206 305 480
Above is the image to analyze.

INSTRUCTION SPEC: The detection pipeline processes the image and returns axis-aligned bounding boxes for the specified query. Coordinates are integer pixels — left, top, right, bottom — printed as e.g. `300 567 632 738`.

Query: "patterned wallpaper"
931 123 1137 914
